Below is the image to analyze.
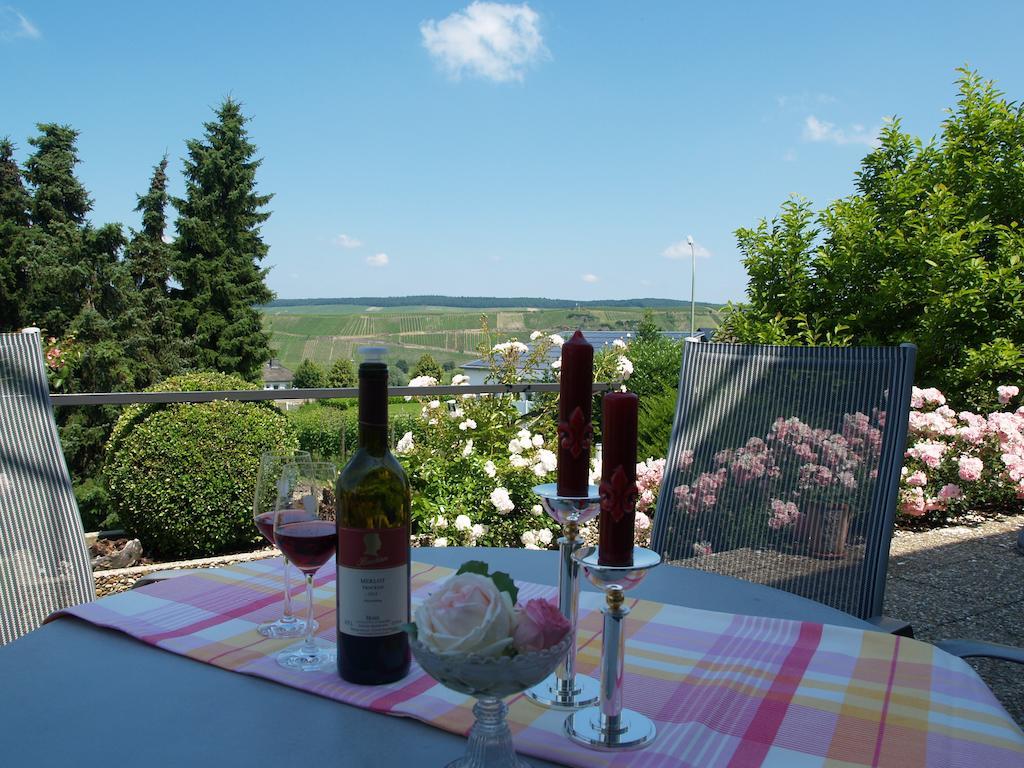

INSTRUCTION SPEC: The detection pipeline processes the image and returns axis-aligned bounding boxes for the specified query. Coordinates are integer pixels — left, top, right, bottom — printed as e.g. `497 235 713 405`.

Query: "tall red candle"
556 330 594 497
598 391 638 566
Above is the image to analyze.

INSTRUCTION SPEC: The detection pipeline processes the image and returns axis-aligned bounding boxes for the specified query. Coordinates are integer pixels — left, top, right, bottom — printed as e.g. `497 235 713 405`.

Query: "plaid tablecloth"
54 558 1024 767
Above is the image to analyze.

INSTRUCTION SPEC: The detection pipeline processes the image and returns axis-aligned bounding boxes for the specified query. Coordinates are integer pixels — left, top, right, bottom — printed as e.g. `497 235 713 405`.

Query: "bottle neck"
359 422 389 455
358 362 389 455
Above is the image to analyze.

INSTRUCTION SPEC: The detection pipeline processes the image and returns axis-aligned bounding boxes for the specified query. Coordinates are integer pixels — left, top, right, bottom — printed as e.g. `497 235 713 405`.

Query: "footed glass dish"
411 633 573 768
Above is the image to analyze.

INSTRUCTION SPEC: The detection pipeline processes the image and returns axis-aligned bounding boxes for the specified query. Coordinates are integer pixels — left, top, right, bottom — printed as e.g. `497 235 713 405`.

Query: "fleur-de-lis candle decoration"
598 391 638 566
556 330 594 497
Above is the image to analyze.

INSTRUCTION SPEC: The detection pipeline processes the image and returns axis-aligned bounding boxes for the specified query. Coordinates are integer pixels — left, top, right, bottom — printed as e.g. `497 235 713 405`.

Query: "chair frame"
650 340 917 625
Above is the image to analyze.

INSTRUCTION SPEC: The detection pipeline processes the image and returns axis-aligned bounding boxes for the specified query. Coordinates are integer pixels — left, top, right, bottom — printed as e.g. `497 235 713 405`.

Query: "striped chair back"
650 342 916 621
0 332 94 644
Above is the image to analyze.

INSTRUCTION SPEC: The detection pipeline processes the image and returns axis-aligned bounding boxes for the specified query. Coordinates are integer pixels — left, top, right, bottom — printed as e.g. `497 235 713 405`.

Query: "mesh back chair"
650 342 916 628
0 331 94 645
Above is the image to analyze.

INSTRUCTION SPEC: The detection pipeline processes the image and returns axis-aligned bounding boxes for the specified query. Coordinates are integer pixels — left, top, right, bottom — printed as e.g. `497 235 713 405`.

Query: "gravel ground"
885 513 1024 726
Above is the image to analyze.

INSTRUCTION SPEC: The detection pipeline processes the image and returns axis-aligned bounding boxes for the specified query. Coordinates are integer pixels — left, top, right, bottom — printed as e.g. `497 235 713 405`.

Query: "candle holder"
564 546 661 751
525 483 601 711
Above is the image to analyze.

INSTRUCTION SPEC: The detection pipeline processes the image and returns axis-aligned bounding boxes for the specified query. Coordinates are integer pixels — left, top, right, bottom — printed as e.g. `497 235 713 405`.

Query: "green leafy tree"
627 310 683 457
293 358 327 389
394 357 409 373
0 138 31 330
412 353 443 381
721 69 1024 409
326 357 356 388
173 98 273 380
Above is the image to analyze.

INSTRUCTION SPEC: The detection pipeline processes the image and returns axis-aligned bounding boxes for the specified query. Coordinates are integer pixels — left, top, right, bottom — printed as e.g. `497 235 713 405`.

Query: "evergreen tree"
0 138 31 330
173 99 274 380
326 357 356 388
412 353 443 381
123 155 186 381
293 359 327 388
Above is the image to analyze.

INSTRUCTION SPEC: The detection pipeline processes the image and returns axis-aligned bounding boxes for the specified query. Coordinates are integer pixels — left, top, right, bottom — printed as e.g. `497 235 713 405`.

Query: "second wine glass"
253 450 314 638
274 461 339 672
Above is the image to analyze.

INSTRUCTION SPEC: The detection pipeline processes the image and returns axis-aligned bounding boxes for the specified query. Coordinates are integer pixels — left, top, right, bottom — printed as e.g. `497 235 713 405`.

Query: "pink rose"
513 598 570 653
957 455 983 482
998 385 1019 405
906 470 927 487
938 483 962 500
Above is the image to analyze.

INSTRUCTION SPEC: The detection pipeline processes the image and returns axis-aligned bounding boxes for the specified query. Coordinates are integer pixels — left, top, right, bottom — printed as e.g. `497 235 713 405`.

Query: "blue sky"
4 2 1024 303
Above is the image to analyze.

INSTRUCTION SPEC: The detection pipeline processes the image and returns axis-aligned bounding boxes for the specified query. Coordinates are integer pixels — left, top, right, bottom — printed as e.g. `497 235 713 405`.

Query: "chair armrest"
865 615 914 637
934 639 1024 665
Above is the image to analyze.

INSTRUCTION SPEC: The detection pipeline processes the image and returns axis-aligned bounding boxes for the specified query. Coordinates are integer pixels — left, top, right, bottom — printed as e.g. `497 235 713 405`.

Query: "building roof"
262 359 294 383
459 330 693 371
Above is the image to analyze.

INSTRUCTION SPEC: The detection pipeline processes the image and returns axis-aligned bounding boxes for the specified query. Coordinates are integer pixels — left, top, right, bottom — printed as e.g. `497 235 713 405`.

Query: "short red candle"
598 391 638 566
556 329 594 497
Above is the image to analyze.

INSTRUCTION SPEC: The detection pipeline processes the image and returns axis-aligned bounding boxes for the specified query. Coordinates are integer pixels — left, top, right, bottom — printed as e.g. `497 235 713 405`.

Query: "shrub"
293 359 327 388
289 401 420 462
105 372 296 559
897 385 1024 523
326 358 356 388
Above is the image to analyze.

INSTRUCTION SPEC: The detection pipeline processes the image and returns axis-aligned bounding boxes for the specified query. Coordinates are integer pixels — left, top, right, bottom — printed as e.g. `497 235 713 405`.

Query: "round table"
0 548 875 767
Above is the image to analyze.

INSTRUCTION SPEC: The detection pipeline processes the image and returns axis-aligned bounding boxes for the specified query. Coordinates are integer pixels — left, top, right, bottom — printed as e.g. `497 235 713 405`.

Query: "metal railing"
50 382 617 407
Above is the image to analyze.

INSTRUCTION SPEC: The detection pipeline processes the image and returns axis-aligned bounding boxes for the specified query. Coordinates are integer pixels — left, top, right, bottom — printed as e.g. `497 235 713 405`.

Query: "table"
0 548 891 767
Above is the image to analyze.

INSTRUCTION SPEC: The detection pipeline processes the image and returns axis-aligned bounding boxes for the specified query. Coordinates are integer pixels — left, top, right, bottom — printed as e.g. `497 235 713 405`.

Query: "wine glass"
274 461 339 672
253 450 313 638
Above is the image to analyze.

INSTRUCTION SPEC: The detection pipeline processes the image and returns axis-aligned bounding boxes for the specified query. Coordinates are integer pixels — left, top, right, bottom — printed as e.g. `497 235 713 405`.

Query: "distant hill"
264 295 720 310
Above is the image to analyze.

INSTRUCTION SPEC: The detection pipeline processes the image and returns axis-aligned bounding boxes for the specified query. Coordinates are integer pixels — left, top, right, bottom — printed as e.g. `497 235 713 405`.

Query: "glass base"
257 616 317 639
525 672 600 710
447 696 530 768
564 707 656 750
276 638 336 672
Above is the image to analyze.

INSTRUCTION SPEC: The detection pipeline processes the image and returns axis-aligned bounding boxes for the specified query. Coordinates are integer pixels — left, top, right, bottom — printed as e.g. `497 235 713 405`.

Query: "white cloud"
420 2 546 83
333 233 362 249
803 115 880 147
366 253 389 267
581 273 598 283
1 6 39 40
662 237 711 259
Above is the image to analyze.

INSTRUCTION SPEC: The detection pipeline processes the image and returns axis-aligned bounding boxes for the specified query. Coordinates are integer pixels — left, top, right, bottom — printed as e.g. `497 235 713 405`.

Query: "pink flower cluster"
899 385 1024 519
767 498 800 529
672 467 727 515
635 457 666 513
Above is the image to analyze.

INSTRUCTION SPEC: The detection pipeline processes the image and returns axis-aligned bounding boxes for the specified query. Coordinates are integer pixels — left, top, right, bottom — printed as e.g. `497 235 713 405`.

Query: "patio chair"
0 331 95 645
650 341 916 632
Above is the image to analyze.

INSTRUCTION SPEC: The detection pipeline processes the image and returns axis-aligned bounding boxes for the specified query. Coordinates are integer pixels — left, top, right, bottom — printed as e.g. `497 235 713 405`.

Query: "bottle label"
337 525 409 637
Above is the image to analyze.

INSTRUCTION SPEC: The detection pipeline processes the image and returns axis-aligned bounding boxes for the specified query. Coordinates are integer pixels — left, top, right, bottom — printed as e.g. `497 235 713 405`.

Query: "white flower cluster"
451 373 469 385
405 375 439 400
489 486 515 514
458 418 477 431
396 431 415 454
520 528 554 549
484 460 497 478
492 341 528 355
431 512 486 546
507 428 556 476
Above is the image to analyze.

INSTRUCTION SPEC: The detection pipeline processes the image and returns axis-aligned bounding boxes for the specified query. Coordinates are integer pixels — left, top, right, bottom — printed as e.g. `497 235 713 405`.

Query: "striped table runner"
54 558 1024 767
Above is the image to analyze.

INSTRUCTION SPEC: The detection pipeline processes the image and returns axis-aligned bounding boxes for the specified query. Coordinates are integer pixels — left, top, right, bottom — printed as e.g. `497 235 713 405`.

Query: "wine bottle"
336 347 412 685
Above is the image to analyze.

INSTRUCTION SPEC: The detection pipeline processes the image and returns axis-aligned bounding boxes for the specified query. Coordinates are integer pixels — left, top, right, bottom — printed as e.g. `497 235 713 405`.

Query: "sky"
4 2 1024 304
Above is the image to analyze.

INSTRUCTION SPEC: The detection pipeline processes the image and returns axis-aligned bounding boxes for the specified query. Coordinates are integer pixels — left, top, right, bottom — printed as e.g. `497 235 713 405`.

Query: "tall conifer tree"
0 138 31 330
173 99 273 380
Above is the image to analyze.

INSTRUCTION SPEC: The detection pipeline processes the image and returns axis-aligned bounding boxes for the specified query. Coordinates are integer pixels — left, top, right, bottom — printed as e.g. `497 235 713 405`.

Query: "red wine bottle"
336 347 411 685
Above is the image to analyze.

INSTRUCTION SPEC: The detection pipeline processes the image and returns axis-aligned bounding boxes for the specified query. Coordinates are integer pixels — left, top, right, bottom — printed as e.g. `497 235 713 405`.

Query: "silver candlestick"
525 483 601 711
564 546 661 751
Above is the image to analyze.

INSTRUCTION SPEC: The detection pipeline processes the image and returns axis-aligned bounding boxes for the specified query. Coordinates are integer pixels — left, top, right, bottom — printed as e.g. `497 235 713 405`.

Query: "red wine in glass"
255 509 309 546
275 519 336 573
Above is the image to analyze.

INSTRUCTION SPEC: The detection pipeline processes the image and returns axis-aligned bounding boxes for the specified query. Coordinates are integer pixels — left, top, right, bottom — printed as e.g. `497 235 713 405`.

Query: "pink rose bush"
411 562 570 658
898 385 1024 521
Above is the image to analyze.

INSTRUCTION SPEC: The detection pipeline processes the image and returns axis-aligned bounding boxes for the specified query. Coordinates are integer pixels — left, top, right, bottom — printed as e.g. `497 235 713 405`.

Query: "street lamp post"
687 235 695 335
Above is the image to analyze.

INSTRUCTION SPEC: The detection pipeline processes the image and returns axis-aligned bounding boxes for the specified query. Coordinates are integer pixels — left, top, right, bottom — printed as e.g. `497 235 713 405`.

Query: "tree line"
266 296 709 310
0 98 274 526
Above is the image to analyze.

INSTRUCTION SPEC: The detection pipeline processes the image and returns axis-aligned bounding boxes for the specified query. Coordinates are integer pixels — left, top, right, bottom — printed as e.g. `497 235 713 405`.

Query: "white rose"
434 515 448 529
433 537 449 547
531 434 544 447
521 530 538 547
454 514 472 531
551 358 562 370
462 439 474 456
508 439 523 455
489 486 515 513
537 528 554 546
530 330 543 340
484 460 497 478
396 431 414 454
471 523 486 539
549 334 565 346
414 573 516 656
531 504 543 517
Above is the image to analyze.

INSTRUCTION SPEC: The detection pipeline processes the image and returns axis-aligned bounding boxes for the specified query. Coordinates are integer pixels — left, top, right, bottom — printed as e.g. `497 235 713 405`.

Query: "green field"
264 304 723 372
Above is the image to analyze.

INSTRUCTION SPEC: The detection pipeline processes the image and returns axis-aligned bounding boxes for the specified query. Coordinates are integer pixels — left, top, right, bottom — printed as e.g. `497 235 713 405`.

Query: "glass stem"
281 557 294 621
300 573 317 653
